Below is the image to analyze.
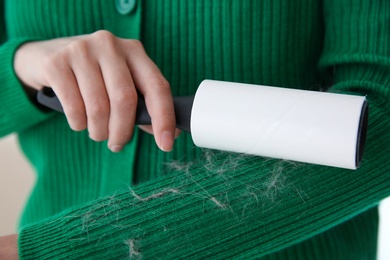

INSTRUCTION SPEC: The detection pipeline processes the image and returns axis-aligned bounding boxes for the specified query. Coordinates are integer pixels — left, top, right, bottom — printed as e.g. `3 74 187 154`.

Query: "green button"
115 0 137 15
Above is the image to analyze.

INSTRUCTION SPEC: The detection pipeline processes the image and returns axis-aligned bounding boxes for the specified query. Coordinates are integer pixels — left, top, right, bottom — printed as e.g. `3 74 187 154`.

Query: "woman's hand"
0 234 18 260
14 30 177 152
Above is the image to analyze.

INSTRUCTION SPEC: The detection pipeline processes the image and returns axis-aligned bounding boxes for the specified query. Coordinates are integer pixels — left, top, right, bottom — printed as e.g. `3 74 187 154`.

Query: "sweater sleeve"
18 0 390 259
0 1 51 138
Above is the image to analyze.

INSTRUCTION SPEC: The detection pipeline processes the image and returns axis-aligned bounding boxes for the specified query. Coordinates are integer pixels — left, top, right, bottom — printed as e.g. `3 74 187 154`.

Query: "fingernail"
160 131 174 152
109 145 123 153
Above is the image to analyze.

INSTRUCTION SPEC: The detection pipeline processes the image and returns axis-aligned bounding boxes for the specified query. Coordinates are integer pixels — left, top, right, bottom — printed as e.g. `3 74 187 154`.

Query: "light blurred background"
1 134 389 259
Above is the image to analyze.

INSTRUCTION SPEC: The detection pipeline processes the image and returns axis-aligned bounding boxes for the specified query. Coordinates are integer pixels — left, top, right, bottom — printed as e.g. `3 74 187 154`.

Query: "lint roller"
37 80 368 170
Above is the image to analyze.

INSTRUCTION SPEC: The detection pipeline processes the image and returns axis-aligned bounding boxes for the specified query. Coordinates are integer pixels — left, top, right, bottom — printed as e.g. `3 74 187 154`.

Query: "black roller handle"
37 87 194 133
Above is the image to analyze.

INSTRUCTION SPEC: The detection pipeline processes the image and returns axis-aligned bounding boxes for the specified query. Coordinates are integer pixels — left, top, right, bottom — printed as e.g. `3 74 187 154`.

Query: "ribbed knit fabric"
1 0 390 259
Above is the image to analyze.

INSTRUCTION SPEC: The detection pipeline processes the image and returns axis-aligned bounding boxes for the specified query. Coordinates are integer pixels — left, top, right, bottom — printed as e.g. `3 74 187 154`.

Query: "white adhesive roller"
191 80 368 170
37 80 368 170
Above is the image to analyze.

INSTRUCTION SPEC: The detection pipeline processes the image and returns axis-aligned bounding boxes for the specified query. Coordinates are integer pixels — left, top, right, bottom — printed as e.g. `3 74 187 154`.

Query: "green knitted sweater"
1 0 390 259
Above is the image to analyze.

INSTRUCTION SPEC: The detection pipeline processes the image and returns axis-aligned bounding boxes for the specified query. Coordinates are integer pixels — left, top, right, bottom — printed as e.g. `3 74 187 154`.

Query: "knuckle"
93 30 114 40
93 30 117 49
127 39 144 50
153 76 171 93
112 86 137 106
66 101 85 119
87 98 110 119
67 40 89 56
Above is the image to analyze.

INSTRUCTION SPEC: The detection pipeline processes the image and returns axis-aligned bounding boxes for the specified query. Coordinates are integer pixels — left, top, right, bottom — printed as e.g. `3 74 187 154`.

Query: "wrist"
0 234 19 260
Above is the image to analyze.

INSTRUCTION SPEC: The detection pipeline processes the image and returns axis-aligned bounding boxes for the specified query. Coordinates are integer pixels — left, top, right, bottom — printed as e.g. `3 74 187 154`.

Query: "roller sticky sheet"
37 80 368 170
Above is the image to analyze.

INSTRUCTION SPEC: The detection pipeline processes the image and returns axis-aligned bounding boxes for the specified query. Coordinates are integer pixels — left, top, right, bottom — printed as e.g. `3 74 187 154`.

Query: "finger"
43 56 87 131
138 125 154 135
125 41 176 152
139 126 181 138
174 128 182 138
71 56 110 142
98 48 137 152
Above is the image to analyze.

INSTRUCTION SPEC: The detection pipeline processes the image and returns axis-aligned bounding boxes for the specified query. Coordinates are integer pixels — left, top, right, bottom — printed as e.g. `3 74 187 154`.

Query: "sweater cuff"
17 186 182 259
0 38 51 136
18 215 73 259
